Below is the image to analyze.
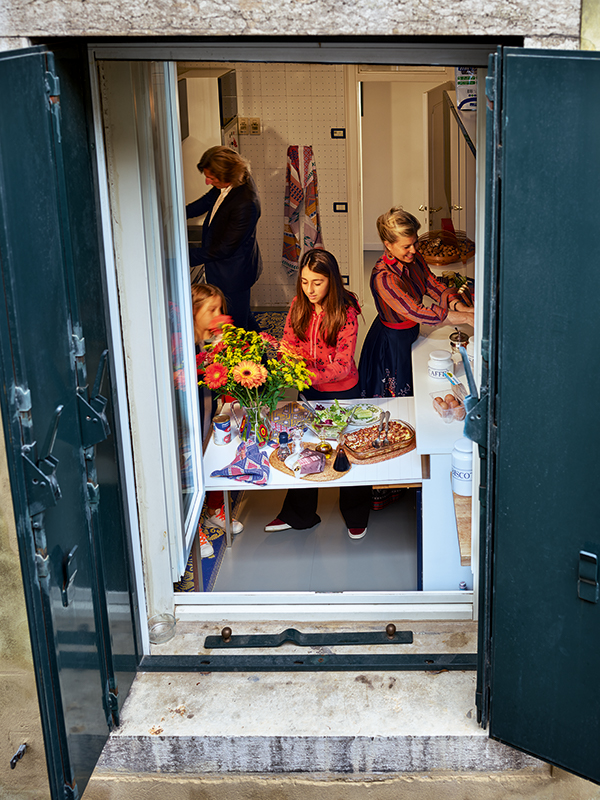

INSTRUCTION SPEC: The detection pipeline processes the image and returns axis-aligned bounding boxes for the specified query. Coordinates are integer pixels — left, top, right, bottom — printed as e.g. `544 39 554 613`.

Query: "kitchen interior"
175 60 479 601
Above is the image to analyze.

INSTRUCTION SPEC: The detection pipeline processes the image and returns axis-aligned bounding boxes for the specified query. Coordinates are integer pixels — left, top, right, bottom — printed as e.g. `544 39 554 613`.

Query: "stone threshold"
95 621 544 776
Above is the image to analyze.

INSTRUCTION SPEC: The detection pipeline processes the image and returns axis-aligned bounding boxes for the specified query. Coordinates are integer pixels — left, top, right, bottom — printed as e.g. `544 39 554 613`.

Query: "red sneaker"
264 518 292 532
348 527 367 540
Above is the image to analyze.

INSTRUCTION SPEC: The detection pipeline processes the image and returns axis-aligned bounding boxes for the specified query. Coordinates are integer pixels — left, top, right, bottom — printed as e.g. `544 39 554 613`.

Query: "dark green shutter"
0 45 139 799
479 46 600 784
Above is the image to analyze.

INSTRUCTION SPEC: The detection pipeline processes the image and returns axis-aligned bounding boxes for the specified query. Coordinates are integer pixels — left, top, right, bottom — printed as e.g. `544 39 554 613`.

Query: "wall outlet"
238 117 249 134
249 117 261 135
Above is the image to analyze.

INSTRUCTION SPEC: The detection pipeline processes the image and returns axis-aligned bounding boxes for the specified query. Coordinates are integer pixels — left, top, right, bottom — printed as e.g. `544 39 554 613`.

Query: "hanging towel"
282 145 324 275
210 440 270 486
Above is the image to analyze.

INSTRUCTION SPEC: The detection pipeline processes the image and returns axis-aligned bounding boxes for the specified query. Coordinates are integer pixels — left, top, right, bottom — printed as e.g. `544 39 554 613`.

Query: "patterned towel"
210 441 270 486
282 145 324 275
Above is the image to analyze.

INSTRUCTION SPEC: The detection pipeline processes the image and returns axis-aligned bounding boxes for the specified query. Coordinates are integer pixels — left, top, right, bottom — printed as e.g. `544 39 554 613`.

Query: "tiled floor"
213 487 418 592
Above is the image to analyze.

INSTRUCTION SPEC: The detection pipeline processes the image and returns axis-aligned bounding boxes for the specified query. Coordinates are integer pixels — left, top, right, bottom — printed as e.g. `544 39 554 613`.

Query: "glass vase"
231 401 272 448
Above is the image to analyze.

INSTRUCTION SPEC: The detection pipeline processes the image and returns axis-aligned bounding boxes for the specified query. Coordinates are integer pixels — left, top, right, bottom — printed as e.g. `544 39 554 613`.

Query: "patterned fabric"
210 440 270 485
253 311 286 340
371 251 459 326
282 145 324 274
283 299 360 393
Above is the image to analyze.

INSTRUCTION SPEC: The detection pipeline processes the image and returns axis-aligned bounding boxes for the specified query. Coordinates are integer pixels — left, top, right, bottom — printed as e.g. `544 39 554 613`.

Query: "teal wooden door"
0 46 139 798
477 47 600 783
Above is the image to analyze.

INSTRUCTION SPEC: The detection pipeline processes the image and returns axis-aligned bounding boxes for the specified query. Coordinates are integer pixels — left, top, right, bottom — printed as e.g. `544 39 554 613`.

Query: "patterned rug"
174 492 242 593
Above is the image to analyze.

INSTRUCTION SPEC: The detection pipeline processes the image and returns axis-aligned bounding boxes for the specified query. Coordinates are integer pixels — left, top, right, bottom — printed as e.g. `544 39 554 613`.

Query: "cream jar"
428 350 453 380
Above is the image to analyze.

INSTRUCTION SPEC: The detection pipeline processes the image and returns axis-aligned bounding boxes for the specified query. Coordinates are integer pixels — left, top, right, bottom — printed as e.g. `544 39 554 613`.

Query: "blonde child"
191 284 243 558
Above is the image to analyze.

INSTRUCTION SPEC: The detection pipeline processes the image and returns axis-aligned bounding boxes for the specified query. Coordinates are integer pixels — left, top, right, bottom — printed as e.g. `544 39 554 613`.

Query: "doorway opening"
91 47 487 630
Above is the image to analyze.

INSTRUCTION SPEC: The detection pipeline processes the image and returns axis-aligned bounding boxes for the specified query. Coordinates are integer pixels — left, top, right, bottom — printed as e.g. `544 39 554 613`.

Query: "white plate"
347 403 381 427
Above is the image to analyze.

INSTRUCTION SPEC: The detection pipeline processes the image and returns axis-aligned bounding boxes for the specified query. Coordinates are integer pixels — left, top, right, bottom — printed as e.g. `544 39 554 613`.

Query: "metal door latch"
578 551 599 603
78 349 111 448
22 404 63 516
61 545 79 608
205 624 413 649
10 743 26 769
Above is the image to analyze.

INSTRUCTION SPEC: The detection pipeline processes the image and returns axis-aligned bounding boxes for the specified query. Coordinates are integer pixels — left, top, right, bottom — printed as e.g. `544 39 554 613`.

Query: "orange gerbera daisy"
204 362 228 390
231 360 268 389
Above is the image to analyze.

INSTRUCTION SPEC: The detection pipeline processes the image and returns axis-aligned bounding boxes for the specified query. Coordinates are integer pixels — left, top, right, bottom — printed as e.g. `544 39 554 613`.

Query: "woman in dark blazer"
186 146 262 331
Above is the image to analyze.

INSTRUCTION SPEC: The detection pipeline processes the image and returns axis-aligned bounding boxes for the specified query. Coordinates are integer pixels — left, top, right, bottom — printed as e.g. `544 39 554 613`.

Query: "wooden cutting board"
269 443 350 482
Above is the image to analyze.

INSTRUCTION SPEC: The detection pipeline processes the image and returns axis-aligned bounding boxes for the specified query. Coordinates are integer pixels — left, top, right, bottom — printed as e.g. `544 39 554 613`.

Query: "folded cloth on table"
210 441 270 486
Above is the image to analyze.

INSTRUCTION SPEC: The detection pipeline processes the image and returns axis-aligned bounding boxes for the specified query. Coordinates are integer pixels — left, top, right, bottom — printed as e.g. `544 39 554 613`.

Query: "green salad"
312 399 350 428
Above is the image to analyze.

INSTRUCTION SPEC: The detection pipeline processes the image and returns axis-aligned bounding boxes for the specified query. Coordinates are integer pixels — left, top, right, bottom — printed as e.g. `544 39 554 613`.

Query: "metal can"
213 414 231 445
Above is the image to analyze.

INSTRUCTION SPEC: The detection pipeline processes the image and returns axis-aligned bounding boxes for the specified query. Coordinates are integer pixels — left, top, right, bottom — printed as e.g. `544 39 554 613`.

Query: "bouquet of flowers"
198 324 314 444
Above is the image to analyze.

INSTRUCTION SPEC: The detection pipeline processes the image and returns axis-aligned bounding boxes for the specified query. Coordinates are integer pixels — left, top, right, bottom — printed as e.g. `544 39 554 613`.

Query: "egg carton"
430 388 466 424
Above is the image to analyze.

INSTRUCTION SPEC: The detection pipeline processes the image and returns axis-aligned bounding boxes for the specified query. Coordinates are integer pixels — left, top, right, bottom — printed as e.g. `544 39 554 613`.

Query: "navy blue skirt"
358 318 419 398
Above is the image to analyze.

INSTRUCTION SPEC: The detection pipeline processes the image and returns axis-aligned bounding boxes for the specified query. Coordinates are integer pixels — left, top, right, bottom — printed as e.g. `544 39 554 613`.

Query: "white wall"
179 75 222 208
361 71 456 249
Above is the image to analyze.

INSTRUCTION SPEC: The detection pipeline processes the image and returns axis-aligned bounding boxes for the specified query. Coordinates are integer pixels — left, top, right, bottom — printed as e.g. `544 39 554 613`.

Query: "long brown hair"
289 249 360 348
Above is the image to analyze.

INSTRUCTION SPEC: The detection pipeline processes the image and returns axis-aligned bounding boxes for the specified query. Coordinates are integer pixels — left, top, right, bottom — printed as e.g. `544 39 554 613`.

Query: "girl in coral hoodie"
265 249 371 540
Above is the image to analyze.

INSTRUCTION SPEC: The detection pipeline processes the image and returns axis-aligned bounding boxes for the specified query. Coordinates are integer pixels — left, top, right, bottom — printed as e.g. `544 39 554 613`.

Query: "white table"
411 325 474 591
204 397 423 549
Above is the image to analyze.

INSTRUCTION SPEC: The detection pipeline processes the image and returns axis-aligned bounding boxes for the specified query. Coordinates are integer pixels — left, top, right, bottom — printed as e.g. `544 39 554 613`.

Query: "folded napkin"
210 441 270 486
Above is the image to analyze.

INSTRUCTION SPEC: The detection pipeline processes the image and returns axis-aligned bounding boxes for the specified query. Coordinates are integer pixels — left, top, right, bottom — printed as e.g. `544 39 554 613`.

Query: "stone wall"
0 0 581 48
0 432 51 799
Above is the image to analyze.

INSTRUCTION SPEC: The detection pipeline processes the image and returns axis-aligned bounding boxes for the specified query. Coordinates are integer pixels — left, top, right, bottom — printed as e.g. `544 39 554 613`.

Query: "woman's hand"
446 308 475 326
453 300 473 313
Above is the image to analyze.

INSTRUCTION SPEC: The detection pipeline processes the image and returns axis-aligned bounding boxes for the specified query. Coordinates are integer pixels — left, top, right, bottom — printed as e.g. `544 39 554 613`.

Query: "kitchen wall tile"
286 70 313 97
231 61 351 305
260 70 286 98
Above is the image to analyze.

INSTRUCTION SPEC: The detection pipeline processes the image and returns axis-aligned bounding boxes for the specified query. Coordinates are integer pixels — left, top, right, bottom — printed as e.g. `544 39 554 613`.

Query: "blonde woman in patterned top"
359 207 474 398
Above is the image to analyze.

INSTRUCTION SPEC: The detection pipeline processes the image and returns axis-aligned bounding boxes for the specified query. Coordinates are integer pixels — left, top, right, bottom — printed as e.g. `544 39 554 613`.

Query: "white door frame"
88 42 492 644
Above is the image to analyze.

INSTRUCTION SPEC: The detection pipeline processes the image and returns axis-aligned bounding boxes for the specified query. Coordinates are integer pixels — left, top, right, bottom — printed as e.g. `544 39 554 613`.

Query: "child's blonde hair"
191 284 227 343
191 283 227 313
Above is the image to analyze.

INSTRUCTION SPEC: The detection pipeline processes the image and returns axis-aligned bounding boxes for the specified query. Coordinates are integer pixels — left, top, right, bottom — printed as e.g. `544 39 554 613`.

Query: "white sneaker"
200 540 214 558
206 506 244 534
198 528 214 558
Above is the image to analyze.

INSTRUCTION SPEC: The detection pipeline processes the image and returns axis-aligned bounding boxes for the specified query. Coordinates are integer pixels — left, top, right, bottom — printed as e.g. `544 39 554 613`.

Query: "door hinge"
13 385 33 431
485 73 495 108
44 70 60 98
44 70 62 142
63 781 79 800
86 481 100 511
105 683 120 729
463 392 489 449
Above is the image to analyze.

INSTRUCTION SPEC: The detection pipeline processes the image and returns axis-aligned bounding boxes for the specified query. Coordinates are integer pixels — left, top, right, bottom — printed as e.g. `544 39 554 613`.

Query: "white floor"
213 487 418 593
